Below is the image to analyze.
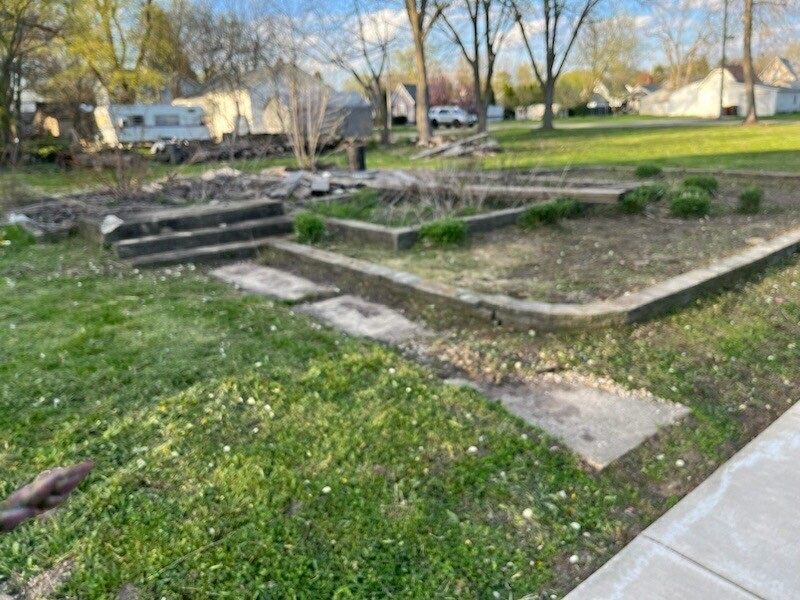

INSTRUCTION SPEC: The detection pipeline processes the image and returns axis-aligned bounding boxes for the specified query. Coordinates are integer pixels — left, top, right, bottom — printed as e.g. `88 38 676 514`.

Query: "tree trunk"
474 65 487 133
413 39 431 145
541 80 556 131
0 60 14 160
376 88 390 145
742 0 757 125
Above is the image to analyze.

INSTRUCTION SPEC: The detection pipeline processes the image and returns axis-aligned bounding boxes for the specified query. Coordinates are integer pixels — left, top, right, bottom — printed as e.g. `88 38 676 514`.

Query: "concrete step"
114 216 292 259
126 238 273 267
211 263 338 303
105 199 285 243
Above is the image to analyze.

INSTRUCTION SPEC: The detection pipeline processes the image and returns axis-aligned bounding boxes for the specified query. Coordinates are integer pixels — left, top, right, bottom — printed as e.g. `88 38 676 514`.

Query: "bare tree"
436 0 514 132
313 1 398 144
742 0 757 124
741 0 791 125
510 0 602 130
282 70 334 171
273 11 341 171
575 13 639 102
404 0 448 145
644 0 715 90
0 0 62 163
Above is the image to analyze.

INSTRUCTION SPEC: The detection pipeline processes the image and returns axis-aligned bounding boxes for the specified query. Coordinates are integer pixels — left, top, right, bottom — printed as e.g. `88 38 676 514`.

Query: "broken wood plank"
410 132 489 160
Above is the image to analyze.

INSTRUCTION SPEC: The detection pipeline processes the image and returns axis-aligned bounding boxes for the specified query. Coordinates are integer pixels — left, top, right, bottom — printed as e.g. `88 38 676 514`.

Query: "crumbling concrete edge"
264 227 800 331
323 205 549 251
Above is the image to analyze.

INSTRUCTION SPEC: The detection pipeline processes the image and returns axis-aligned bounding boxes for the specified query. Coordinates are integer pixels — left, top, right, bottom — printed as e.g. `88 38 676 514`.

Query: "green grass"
3 234 800 596
4 119 800 198
0 240 633 598
367 121 800 172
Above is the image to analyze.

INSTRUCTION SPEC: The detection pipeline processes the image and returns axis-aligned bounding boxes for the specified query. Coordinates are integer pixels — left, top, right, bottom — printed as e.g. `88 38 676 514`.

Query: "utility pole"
719 0 729 118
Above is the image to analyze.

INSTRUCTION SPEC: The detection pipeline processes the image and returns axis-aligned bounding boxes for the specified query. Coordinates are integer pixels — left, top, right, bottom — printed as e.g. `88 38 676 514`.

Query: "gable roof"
399 83 417 102
723 65 761 85
759 56 800 88
189 63 323 98
776 57 799 78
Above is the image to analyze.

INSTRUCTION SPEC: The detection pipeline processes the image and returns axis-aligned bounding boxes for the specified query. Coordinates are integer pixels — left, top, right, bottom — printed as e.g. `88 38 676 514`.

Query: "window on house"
155 114 180 126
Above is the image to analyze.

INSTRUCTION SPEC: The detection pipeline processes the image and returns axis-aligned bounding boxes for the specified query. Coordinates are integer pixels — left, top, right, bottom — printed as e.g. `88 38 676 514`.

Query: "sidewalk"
566 401 800 599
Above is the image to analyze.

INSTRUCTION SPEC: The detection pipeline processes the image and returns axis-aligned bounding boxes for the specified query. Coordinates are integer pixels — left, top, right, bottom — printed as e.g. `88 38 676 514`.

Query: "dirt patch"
329 180 800 303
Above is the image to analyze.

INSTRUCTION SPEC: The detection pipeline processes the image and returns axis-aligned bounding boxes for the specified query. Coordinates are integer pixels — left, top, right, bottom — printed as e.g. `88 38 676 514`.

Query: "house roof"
760 56 800 88
189 63 323 97
399 83 417 102
723 65 762 85
776 57 799 77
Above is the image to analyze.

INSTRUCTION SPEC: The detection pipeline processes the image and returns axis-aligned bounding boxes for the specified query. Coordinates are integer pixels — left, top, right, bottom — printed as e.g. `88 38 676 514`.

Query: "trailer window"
155 114 180 126
123 115 145 127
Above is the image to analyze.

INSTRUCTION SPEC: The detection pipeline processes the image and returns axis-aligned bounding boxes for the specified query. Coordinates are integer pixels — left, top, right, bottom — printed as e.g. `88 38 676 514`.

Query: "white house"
173 64 372 141
640 65 800 118
760 57 800 90
624 83 659 114
514 103 563 120
390 83 417 125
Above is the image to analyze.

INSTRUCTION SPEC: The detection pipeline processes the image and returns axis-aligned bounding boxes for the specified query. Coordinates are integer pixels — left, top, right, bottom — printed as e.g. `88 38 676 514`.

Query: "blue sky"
201 0 799 84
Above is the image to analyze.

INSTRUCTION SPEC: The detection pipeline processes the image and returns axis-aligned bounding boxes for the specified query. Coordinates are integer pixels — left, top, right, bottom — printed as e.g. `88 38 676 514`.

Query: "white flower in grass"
246 397 256 405
522 508 534 520
467 446 478 454
270 325 277 332
570 522 581 531
675 459 686 468
223 445 231 453
322 486 331 494
136 458 146 469
569 555 579 564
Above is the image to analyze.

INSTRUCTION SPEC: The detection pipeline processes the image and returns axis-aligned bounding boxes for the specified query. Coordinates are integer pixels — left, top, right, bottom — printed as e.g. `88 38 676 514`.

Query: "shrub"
312 189 379 222
682 174 719 194
635 164 662 178
621 183 669 214
670 186 711 218
518 198 583 228
0 224 35 254
418 218 467 246
738 186 764 214
293 212 326 244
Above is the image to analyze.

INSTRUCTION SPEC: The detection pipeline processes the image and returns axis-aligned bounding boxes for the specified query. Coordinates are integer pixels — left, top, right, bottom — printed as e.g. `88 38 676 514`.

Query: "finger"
0 507 39 532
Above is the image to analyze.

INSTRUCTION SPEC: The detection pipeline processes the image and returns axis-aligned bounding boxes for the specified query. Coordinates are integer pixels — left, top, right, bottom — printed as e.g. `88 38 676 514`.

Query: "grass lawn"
3 118 799 199
0 240 635 598
1 235 800 596
366 120 800 172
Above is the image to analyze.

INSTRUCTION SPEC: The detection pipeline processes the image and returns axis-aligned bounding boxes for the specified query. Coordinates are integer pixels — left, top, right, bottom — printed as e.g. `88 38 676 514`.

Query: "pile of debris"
411 132 500 160
4 166 400 236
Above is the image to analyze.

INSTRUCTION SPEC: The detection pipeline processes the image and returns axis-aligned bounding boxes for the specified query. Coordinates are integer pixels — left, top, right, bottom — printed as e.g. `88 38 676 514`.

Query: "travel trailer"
94 104 212 145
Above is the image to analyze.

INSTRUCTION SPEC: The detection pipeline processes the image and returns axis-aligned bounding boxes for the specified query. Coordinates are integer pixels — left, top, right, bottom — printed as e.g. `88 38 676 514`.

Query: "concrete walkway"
566 401 800 599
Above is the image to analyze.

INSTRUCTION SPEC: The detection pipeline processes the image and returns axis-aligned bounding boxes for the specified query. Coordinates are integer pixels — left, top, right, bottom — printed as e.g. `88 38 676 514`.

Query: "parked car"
428 106 477 128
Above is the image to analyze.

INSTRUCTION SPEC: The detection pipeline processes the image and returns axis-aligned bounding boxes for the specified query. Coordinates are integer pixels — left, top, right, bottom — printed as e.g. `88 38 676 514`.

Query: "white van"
94 104 212 146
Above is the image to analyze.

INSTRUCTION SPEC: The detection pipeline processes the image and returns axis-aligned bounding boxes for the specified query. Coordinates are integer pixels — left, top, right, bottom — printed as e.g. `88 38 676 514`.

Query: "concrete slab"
566 402 800 600
468 378 688 469
298 295 429 344
643 407 800 599
211 263 337 302
566 536 759 600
